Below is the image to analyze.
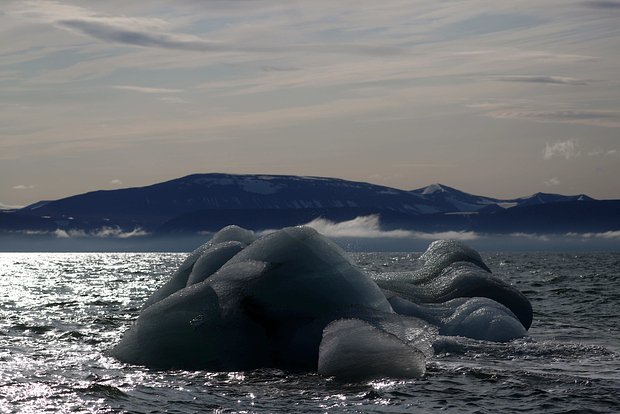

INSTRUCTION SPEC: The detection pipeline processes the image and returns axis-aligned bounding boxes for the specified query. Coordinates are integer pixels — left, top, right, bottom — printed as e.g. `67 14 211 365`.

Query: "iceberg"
387 294 527 342
141 225 255 310
186 241 245 287
318 318 429 380
374 240 533 329
113 226 532 379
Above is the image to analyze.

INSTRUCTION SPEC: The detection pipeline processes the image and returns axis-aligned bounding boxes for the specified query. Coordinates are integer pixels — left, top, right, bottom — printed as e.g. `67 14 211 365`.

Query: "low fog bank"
1 232 619 253
1 215 618 252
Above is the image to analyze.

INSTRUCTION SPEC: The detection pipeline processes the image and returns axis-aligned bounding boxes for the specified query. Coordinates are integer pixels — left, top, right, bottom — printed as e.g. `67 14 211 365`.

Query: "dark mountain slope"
16 173 437 230
3 173 616 235
471 200 620 233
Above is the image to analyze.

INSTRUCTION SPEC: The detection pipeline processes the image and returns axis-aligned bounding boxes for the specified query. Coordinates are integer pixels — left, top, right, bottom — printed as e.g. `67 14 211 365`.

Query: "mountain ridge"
1 173 615 235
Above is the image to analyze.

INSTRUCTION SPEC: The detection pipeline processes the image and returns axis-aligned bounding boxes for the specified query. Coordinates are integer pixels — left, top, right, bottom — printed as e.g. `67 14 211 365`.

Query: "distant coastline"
1 173 619 252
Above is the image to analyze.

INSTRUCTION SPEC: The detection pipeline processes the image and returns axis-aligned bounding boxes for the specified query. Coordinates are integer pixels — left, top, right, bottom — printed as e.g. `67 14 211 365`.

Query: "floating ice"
186 241 245 287
113 262 271 370
141 225 255 309
417 239 491 279
113 226 401 372
318 318 428 380
113 227 532 379
374 240 533 330
387 294 527 342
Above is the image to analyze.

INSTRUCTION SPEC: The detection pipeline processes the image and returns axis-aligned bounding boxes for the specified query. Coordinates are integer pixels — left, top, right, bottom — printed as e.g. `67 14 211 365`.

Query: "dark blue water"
1 252 618 413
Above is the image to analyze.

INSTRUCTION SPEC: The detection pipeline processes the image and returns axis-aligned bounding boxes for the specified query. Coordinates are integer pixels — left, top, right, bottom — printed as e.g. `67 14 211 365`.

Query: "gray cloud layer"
2 0 620 205
495 75 588 85
59 19 225 51
583 1 620 9
58 16 404 56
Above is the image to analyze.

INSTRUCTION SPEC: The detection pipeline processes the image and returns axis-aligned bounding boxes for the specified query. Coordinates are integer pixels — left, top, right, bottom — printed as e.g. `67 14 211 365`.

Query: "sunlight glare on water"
0 252 618 413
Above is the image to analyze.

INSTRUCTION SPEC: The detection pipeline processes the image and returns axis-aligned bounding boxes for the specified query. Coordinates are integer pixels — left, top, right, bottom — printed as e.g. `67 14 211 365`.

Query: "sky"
1 0 619 209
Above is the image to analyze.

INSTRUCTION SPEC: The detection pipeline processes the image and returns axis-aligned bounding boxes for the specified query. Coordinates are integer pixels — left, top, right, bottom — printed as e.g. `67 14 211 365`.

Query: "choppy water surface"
0 251 618 413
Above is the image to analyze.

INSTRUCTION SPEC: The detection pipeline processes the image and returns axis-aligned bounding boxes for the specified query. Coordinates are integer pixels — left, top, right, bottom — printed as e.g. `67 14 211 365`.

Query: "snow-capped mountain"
1 173 614 235
511 192 593 207
14 174 439 231
410 184 501 212
411 184 594 212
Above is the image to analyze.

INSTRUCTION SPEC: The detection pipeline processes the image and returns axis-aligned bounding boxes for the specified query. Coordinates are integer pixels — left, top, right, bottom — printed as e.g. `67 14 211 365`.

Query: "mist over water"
1 231 620 252
0 251 618 413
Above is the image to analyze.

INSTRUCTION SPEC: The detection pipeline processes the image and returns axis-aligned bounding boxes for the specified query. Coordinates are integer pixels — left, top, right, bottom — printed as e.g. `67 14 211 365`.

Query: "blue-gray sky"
2 0 619 208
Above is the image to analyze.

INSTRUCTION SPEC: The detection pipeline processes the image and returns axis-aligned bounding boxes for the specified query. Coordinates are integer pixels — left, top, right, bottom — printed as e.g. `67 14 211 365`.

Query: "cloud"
543 177 561 186
109 179 122 185
58 19 225 52
493 75 587 85
488 109 620 128
409 230 480 241
3 0 619 202
582 1 620 9
543 140 580 160
8 1 224 51
0 201 24 210
112 85 183 94
588 148 619 157
508 232 550 242
301 215 480 241
9 1 169 30
567 231 620 239
471 100 620 129
12 184 35 190
52 226 149 239
289 215 620 244
261 66 300 72
0 95 399 156
304 215 413 238
10 2 403 57
60 18 402 55
53 229 73 238
158 96 191 104
91 227 149 238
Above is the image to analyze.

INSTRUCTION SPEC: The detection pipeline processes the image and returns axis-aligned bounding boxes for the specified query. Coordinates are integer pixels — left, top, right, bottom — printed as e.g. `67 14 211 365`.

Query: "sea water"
0 252 618 413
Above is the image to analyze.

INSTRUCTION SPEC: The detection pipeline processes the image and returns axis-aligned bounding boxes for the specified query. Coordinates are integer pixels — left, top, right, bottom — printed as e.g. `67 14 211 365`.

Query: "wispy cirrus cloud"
0 201 24 210
261 66 300 72
9 1 403 57
158 96 190 104
8 1 229 52
2 0 620 205
13 184 35 190
493 75 588 85
582 1 620 10
58 19 226 52
111 85 183 94
487 108 620 128
8 1 170 33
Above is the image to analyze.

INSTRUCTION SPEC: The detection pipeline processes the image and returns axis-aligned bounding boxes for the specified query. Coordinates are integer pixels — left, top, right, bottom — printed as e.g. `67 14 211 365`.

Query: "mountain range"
1 173 618 236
